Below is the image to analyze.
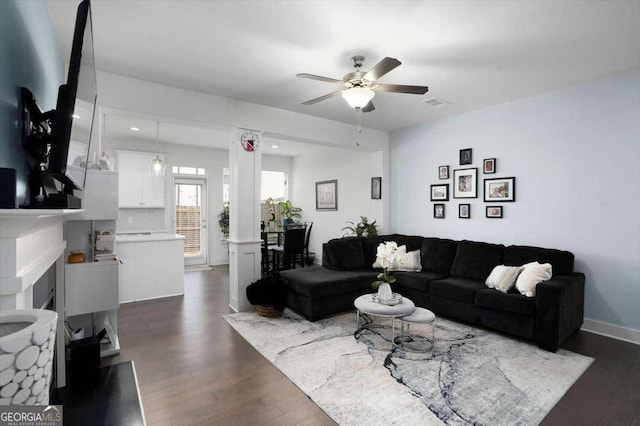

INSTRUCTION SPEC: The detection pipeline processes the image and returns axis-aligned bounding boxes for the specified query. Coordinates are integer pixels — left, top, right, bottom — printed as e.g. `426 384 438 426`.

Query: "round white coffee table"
354 294 415 350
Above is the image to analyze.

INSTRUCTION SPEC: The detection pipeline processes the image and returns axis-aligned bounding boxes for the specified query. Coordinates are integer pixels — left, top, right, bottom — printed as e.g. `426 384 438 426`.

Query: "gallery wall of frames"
430 148 516 219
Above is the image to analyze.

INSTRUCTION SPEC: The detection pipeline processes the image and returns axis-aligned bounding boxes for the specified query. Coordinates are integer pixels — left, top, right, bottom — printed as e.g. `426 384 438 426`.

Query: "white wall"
389 70 640 334
291 145 386 262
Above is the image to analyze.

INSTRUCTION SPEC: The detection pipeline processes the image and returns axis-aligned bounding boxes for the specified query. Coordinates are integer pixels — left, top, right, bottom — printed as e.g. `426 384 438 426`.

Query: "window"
172 166 206 175
222 168 230 206
261 171 287 202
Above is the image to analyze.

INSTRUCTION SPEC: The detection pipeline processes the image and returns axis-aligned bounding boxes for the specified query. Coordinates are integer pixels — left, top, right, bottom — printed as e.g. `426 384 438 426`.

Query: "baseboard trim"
581 318 640 345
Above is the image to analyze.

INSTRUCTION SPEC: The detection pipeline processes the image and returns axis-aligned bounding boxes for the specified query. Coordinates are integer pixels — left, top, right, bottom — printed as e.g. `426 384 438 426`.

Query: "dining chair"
303 221 313 266
271 225 306 271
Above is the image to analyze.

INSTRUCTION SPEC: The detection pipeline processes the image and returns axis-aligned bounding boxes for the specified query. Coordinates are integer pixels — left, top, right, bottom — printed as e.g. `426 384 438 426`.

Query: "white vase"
377 282 393 303
0 309 58 406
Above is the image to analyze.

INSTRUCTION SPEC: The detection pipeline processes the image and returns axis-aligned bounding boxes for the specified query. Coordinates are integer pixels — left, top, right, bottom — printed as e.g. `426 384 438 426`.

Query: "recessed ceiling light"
72 114 80 119
271 145 279 149
130 127 140 132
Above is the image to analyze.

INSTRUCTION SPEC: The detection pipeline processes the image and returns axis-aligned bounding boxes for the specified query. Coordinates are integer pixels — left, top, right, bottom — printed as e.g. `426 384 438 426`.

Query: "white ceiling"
49 0 640 133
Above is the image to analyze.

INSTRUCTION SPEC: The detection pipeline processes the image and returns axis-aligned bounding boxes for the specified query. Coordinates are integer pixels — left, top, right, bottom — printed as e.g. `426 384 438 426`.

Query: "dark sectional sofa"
279 234 585 352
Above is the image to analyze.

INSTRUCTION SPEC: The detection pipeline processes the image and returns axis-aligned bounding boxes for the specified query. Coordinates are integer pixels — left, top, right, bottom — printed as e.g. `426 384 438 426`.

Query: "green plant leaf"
386 275 397 284
376 272 385 280
371 281 384 290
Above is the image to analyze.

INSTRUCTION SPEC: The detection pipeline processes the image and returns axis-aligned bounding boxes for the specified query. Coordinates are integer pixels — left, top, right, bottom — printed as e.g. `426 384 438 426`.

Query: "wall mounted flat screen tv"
49 0 97 191
20 0 96 208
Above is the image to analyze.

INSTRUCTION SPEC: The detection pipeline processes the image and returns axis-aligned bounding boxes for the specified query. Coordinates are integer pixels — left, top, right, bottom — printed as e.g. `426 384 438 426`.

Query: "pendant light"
150 121 165 177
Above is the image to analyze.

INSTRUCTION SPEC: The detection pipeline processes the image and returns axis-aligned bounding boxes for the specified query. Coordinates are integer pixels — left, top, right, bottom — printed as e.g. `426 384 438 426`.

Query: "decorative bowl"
371 293 403 306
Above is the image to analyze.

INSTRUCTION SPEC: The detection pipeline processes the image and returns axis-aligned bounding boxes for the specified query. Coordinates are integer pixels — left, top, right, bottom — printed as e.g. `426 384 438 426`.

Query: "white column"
228 128 262 312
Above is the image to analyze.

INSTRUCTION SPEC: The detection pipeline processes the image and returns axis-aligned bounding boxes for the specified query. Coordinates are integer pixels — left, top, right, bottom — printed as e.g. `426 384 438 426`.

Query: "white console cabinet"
117 150 165 208
63 170 121 358
65 261 118 316
77 170 119 219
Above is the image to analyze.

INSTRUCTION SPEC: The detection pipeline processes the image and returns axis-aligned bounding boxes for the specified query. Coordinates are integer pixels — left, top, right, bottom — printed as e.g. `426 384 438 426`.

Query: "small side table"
354 294 415 350
396 307 436 353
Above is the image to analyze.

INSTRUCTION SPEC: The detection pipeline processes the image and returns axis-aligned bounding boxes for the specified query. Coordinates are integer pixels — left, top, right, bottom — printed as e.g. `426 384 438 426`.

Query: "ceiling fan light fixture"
341 87 375 109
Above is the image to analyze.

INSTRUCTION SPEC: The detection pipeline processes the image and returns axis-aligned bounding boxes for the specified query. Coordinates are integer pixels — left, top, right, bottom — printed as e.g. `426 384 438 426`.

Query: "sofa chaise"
279 234 585 352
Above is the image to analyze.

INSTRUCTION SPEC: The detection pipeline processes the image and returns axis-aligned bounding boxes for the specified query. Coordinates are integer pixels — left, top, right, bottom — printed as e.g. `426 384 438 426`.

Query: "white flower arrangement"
372 241 399 291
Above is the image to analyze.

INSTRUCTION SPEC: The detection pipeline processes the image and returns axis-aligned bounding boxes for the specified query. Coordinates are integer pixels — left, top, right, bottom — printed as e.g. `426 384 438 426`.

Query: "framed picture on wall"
453 168 478 198
484 177 516 202
371 177 382 200
483 158 496 174
459 148 472 165
316 179 338 210
434 203 445 219
430 184 449 201
439 165 449 180
459 204 470 219
486 206 503 218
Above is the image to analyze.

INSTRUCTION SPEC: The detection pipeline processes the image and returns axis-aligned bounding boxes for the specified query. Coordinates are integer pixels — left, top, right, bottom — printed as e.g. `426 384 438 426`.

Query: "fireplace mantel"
0 209 81 308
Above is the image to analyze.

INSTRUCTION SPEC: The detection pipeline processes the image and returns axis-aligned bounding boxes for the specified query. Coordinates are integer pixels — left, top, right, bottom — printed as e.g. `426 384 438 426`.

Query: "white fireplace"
0 209 81 387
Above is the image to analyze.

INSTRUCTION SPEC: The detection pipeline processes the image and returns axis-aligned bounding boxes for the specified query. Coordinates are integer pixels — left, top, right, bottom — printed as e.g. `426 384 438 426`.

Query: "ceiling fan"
297 56 428 113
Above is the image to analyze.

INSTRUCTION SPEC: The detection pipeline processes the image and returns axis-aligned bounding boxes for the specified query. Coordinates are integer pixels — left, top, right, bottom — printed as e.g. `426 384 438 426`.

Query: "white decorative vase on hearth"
0 310 58 406
377 282 393 303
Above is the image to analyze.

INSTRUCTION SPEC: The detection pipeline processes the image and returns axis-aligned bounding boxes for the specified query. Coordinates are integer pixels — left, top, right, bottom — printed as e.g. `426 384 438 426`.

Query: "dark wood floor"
107 267 640 426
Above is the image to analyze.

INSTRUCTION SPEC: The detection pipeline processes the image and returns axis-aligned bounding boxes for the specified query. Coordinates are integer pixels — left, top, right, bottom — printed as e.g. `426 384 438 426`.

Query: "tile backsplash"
117 208 167 233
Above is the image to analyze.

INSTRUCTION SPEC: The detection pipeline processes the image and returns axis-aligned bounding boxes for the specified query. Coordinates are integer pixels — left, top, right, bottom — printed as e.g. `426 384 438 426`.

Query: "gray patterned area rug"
223 310 592 426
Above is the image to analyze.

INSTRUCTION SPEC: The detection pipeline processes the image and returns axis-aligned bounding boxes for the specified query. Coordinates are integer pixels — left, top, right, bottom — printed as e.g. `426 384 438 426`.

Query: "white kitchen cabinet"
117 150 165 208
117 236 184 303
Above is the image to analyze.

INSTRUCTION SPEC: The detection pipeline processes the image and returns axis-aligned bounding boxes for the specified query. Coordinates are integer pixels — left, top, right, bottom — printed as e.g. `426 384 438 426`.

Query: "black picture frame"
434 203 445 219
316 179 338 210
486 206 503 218
484 177 516 202
459 148 472 165
453 168 478 199
371 177 381 200
430 184 449 201
438 165 449 180
459 204 470 219
483 158 496 174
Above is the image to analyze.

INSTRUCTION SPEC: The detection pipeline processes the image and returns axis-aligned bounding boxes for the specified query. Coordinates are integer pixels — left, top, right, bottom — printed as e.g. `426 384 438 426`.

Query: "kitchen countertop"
116 233 185 243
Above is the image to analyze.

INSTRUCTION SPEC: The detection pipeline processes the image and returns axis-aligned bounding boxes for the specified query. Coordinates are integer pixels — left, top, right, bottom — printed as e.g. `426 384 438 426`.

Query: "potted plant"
218 205 229 238
342 216 378 237
278 200 302 228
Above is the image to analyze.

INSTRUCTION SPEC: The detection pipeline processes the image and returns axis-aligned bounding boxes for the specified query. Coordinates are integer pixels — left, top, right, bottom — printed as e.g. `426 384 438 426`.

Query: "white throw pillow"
515 262 553 297
485 265 523 293
372 245 406 269
389 249 422 272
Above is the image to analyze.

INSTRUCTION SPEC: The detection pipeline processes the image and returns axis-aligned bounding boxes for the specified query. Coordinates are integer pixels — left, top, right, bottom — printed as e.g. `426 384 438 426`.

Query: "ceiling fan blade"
375 84 429 94
302 90 343 105
363 57 401 82
296 73 344 84
361 100 375 113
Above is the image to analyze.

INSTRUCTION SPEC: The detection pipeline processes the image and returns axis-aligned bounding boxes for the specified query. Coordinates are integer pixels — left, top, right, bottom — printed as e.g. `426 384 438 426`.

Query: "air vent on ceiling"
424 97 452 108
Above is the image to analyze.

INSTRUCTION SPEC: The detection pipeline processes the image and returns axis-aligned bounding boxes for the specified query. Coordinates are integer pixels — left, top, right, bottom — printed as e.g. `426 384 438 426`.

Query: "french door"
173 178 208 266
